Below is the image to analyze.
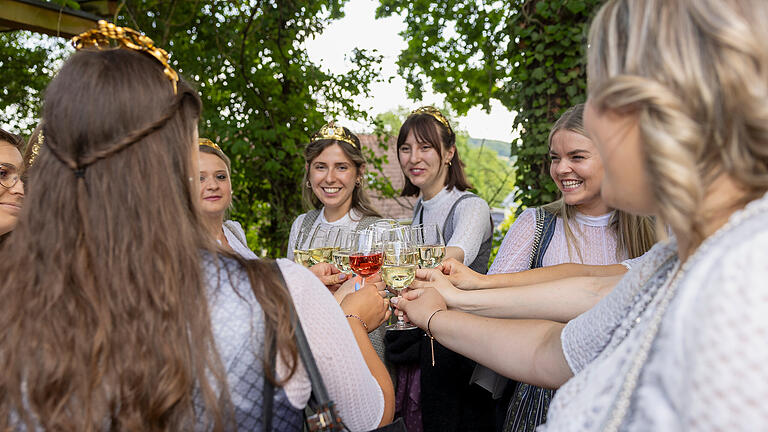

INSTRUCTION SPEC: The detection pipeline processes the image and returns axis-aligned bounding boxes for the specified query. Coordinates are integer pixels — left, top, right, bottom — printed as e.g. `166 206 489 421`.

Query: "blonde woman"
490 104 655 276
395 0 768 430
198 138 257 259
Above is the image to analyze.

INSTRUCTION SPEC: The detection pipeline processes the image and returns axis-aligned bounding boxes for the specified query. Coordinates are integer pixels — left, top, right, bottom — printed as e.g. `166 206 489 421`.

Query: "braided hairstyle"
588 0 768 247
0 49 298 431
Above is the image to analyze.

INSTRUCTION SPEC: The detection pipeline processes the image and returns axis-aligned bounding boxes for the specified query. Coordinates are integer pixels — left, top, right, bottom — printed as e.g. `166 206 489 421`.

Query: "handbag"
263 262 407 432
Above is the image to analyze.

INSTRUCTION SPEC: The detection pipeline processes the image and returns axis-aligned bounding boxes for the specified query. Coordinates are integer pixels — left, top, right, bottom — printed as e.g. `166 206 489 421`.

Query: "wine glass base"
386 321 419 331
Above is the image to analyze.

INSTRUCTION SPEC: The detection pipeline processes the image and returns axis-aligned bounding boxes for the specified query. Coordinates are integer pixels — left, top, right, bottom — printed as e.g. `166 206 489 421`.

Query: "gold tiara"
72 20 179 94
410 106 451 130
311 121 359 149
199 138 222 151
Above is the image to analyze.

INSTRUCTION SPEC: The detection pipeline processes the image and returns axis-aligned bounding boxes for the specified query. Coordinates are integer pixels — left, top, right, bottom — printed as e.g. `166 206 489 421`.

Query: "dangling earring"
446 160 452 167
306 181 312 188
355 178 362 186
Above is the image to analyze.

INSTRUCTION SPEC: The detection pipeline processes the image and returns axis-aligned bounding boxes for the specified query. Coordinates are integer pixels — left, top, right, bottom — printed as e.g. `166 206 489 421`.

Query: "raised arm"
442 257 627 291
413 267 620 322
393 287 573 389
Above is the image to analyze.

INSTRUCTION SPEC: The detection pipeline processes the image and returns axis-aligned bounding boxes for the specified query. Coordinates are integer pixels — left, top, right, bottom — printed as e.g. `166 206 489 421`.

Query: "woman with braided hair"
0 23 393 431
394 0 768 430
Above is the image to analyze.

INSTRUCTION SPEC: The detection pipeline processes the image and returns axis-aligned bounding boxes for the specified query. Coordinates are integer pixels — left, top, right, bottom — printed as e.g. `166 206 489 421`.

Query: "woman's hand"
409 267 463 307
439 258 487 290
309 262 349 292
340 280 391 332
391 287 447 329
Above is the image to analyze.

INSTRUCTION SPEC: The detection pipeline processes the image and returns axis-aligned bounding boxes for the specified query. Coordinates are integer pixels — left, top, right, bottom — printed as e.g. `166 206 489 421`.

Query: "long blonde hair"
546 104 656 260
587 0 768 247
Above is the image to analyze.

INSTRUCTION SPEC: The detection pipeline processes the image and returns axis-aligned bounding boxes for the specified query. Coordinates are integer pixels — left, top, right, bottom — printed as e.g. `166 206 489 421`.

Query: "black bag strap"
262 329 277 432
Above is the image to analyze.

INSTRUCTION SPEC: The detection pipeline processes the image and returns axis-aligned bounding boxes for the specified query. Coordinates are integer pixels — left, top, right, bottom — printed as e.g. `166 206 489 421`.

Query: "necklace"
603 193 768 432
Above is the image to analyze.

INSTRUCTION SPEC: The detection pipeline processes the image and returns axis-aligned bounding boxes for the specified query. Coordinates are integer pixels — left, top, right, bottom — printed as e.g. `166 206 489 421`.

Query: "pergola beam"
0 0 114 39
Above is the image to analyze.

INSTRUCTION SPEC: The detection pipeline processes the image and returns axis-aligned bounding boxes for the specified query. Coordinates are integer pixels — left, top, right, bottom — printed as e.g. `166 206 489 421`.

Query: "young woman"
198 138 257 259
397 106 493 272
0 128 25 243
490 104 655 276
287 122 382 260
0 24 393 431
387 107 495 432
395 0 768 430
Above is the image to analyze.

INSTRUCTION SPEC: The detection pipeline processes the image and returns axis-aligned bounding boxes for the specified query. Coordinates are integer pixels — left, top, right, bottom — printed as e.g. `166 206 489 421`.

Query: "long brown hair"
0 49 297 431
301 127 382 219
397 111 472 197
545 104 656 260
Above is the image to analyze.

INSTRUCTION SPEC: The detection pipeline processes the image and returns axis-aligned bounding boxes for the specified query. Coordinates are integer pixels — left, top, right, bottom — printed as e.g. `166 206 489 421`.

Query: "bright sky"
304 0 517 142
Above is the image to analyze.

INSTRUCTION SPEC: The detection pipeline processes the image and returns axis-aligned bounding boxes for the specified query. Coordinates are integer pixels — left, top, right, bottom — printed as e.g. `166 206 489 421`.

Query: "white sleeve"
446 196 492 266
681 231 768 430
488 208 537 274
276 259 384 431
286 214 305 260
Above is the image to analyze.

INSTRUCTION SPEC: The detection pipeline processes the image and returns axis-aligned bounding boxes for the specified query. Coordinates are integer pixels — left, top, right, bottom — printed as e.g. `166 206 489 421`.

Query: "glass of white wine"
383 238 418 331
331 229 354 275
307 224 338 265
293 224 314 267
411 223 446 268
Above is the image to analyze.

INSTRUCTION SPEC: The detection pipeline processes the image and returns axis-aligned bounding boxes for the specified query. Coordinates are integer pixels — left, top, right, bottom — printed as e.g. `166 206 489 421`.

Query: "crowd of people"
1 0 767 430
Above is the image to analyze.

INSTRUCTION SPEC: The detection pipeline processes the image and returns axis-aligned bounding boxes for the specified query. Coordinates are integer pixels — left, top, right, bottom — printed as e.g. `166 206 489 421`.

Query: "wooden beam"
0 0 102 39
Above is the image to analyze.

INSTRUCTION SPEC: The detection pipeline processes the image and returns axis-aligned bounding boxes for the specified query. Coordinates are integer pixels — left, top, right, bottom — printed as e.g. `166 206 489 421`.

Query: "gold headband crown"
311 121 359 149
199 138 222 151
410 106 452 130
72 20 179 94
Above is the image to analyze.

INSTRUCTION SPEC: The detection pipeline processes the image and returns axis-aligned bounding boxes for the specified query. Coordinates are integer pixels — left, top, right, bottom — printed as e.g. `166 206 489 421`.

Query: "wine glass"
331 228 354 275
307 224 337 265
349 229 383 287
411 223 446 268
293 224 314 267
382 236 417 331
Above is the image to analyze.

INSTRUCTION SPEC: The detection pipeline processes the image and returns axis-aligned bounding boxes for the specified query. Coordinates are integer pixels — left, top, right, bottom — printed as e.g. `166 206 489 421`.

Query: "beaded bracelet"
345 314 368 331
426 309 444 366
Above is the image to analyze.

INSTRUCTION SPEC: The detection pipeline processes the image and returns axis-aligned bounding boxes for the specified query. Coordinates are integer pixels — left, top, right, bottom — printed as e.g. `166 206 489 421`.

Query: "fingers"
402 288 423 301
318 272 349 287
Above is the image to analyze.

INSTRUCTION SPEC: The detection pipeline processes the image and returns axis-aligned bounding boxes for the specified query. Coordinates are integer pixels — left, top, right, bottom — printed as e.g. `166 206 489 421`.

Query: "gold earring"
355 178 362 186
447 161 452 167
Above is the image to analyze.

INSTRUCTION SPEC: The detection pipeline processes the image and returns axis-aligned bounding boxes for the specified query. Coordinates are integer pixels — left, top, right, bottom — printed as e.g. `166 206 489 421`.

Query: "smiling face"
198 151 231 219
308 143 360 213
549 129 610 216
0 140 24 235
583 101 655 215
397 127 454 199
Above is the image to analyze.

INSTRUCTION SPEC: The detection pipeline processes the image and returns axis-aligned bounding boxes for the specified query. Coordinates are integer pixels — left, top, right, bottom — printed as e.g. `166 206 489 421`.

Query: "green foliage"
372 108 515 208
1 0 384 256
488 205 520 269
467 137 513 158
377 0 603 213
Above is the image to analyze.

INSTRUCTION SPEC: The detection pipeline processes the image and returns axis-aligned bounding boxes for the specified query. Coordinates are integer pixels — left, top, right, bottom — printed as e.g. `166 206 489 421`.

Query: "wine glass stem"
359 275 366 291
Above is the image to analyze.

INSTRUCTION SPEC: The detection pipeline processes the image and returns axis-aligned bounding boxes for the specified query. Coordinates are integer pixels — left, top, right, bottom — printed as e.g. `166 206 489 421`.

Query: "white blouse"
287 208 365 260
543 191 768 431
488 208 626 274
416 187 493 266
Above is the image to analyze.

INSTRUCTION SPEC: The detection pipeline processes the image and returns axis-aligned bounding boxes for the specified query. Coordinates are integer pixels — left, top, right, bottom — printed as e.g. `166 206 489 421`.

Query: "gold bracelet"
345 314 368 331
426 309 444 367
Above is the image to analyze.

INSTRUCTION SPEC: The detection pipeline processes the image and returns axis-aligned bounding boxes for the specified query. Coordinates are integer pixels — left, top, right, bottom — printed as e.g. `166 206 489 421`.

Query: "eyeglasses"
0 163 22 189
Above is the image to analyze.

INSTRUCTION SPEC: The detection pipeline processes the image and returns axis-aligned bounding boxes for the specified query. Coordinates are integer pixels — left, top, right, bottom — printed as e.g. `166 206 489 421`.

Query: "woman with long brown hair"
287 122 382 261
0 22 393 431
